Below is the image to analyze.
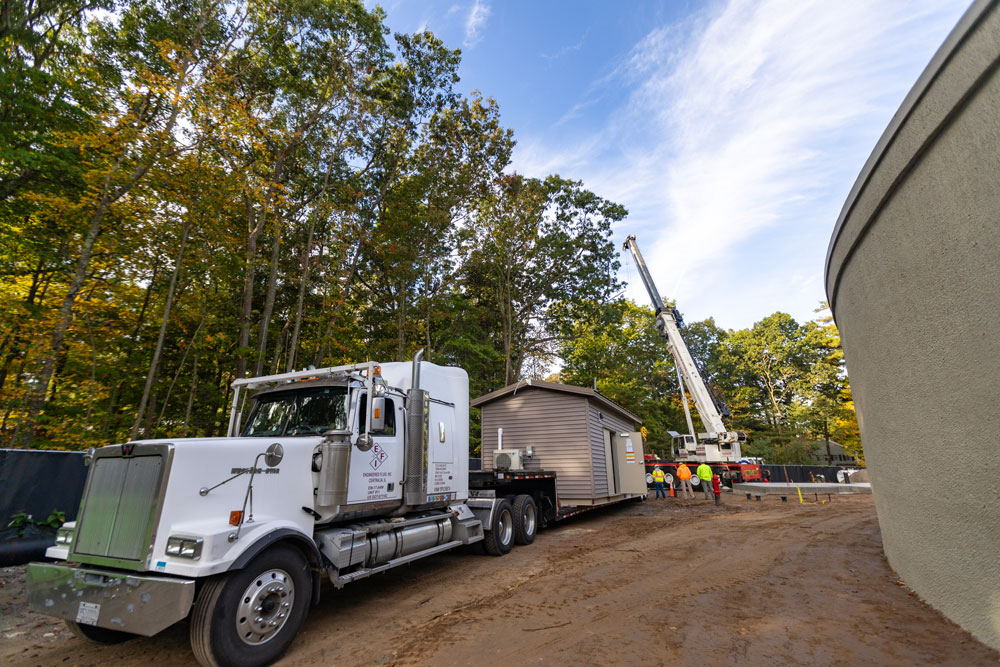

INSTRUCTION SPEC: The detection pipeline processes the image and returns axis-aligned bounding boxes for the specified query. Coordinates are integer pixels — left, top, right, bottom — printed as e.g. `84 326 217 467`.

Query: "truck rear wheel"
65 620 135 644
482 499 514 556
512 494 537 545
190 544 311 667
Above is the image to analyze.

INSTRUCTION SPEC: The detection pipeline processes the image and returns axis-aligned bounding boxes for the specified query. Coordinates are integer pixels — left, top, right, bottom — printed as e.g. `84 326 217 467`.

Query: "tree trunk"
154 316 203 437
0 260 46 397
13 195 111 446
286 217 316 372
396 280 407 362
236 157 283 380
216 377 231 437
101 260 159 437
82 312 97 428
182 350 199 437
131 218 191 440
254 219 283 377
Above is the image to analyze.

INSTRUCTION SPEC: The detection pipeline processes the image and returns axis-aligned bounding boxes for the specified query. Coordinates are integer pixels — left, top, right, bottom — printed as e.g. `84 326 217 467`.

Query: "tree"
560 299 684 453
466 175 625 384
10 0 230 446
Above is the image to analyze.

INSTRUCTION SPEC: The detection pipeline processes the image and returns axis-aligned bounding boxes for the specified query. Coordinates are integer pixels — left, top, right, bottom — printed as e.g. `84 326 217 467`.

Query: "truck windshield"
241 386 349 437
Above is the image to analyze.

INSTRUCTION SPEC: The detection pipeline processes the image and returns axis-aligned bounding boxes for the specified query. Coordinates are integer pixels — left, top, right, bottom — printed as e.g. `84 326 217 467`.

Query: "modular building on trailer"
472 379 647 507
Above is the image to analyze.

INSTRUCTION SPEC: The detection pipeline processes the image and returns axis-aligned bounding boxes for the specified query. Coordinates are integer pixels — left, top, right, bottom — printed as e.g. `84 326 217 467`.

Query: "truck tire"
65 620 135 644
482 498 514 556
512 494 537 545
190 544 311 667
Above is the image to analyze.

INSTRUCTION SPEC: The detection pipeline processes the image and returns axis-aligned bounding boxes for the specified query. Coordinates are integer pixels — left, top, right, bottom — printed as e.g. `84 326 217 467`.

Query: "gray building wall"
825 0 1000 651
479 389 595 498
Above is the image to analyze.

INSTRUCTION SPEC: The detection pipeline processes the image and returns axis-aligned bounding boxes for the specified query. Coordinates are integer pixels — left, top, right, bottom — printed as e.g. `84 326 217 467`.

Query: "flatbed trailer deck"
469 469 645 527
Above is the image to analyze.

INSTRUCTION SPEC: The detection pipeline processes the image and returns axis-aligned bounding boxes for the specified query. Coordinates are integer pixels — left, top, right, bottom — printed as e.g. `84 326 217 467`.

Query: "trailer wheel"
190 544 311 667
512 494 537 545
65 620 135 644
482 499 514 556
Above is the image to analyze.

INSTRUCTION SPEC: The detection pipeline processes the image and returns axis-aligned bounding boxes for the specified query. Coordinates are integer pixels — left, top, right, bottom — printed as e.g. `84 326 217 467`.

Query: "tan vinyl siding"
480 388 594 499
587 404 636 495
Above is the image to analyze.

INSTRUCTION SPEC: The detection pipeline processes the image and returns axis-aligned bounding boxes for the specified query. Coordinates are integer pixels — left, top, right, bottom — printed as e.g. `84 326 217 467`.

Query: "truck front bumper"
26 562 196 636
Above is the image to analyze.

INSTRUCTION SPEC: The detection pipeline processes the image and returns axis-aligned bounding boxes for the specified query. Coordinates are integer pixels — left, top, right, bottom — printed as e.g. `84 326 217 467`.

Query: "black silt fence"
762 464 859 484
0 449 88 567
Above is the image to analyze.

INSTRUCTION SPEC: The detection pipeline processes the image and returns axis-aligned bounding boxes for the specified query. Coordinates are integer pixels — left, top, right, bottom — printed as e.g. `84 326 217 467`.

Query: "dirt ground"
2 494 997 666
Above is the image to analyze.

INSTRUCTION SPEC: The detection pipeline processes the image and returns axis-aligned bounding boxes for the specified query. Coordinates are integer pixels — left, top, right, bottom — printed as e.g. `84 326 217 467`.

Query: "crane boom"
622 235 745 462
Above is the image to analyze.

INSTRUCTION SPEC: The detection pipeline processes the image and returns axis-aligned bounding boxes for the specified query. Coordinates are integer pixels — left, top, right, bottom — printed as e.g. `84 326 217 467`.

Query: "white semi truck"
25 352 594 666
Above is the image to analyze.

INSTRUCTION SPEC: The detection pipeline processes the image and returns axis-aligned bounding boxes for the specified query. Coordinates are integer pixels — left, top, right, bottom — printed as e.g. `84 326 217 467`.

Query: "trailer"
24 353 641 667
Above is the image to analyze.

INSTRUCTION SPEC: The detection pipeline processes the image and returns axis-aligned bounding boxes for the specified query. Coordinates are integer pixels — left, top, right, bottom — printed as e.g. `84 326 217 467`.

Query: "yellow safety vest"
652 469 666 483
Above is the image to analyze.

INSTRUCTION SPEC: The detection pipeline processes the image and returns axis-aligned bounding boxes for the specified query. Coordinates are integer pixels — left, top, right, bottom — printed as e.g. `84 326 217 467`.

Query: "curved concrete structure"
826 0 1000 651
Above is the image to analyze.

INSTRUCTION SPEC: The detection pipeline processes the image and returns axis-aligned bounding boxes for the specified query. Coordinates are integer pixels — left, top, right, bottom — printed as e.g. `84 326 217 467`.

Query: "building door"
603 429 618 495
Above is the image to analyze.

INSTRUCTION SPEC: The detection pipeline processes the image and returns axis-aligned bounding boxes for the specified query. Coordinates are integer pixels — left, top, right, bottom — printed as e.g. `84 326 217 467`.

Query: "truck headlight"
55 526 74 546
165 535 204 560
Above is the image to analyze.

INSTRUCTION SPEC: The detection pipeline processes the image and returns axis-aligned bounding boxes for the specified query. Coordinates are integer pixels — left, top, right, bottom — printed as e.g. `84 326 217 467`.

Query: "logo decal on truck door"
370 444 388 470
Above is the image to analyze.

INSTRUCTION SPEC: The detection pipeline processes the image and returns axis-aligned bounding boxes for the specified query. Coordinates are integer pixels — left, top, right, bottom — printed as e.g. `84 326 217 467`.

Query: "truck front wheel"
512 494 537 545
482 499 514 556
190 544 311 667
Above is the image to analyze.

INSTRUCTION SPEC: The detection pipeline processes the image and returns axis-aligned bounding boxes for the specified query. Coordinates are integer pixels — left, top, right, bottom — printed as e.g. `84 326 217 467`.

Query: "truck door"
347 393 404 504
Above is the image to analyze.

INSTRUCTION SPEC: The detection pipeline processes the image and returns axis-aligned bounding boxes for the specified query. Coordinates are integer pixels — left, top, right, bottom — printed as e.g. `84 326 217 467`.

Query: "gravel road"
2 494 996 666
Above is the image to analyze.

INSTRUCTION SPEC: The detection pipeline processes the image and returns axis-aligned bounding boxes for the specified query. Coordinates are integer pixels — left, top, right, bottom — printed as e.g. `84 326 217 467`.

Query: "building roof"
471 379 642 425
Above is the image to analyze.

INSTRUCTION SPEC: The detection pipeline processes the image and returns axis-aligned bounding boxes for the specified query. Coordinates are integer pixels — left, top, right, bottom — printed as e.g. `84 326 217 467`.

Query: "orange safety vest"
676 464 692 480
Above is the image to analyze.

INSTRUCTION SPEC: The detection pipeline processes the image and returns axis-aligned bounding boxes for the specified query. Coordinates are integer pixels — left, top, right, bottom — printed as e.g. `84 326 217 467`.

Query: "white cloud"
513 0 969 328
541 31 588 61
464 0 490 48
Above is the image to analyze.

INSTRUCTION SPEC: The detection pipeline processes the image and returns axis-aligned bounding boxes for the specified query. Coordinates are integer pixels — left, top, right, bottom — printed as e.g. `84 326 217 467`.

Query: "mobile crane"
622 235 762 487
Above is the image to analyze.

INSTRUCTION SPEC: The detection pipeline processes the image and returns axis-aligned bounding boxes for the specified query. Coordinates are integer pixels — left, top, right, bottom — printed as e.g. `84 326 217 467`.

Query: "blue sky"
372 0 971 330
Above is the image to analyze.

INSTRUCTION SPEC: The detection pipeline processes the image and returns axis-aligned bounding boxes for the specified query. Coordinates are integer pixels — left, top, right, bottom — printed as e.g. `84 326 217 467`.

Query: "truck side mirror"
371 396 386 432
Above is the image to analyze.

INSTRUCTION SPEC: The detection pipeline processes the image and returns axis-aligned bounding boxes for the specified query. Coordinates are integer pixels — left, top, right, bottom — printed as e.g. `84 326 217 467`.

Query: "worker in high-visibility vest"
651 467 667 499
676 462 694 499
696 463 714 500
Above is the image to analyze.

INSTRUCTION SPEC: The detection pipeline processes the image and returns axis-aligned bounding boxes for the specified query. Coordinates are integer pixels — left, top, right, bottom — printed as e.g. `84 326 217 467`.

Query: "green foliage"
0 3 860 462
5 509 66 537
0 0 628 454
37 510 67 530
7 513 33 537
560 299 862 464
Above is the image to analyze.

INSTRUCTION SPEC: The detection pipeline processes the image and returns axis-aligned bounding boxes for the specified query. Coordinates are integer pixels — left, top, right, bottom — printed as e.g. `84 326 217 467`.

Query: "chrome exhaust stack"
404 349 428 507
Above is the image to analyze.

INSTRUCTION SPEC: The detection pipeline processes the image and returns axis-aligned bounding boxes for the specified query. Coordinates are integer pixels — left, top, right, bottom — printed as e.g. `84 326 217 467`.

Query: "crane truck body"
622 235 762 487
25 353 642 667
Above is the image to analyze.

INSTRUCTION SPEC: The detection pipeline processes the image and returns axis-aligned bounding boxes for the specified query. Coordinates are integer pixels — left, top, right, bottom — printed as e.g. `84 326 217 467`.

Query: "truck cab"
25 358 484 667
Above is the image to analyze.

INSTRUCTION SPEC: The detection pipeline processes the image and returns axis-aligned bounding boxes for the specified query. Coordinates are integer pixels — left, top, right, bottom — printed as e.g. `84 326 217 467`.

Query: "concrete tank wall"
825 0 1000 651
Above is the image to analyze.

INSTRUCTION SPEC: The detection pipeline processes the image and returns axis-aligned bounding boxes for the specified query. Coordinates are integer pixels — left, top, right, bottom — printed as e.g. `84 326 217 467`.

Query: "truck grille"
73 455 164 564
